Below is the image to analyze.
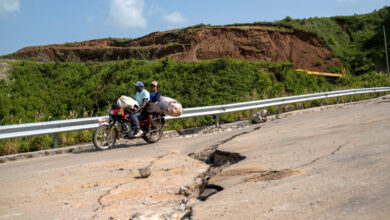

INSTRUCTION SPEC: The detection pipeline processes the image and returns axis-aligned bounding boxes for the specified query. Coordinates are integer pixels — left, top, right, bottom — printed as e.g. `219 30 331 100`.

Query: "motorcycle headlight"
109 109 114 115
117 111 122 115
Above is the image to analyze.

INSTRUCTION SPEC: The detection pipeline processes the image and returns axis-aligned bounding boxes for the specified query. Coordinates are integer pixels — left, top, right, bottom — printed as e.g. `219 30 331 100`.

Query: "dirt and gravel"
3 26 338 71
0 96 389 219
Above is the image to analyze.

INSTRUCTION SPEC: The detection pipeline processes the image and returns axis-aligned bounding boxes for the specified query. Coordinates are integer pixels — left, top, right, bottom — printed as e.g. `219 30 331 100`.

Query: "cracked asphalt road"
0 97 390 220
193 98 390 220
0 126 252 219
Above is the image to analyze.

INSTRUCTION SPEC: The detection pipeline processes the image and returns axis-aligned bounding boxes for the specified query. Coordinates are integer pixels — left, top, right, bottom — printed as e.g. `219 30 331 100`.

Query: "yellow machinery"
296 68 346 77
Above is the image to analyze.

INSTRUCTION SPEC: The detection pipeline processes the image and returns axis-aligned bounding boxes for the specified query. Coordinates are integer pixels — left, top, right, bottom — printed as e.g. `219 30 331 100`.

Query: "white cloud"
147 3 164 16
109 0 147 29
163 11 185 25
0 0 20 14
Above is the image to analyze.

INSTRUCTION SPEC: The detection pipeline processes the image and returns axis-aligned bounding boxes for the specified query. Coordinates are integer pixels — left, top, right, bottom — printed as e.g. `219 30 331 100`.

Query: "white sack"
117 96 139 109
158 96 175 109
159 96 183 117
165 102 183 117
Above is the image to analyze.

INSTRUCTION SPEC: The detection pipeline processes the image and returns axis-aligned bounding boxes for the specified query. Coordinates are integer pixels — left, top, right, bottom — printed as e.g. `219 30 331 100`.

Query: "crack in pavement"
243 169 302 182
92 152 178 219
94 125 349 219
92 126 262 219
188 126 261 163
178 126 262 219
294 140 349 169
94 180 128 216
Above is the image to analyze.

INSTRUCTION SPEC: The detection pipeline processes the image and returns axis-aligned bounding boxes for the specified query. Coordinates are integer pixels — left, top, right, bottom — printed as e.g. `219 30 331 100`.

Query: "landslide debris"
3 26 338 71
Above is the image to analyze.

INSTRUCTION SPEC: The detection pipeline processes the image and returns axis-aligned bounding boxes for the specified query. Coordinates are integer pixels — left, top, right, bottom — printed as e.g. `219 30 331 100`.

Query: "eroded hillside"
4 26 339 71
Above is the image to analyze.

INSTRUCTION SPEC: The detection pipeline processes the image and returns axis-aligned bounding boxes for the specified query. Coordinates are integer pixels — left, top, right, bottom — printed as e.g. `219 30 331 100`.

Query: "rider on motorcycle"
131 81 150 137
146 81 162 132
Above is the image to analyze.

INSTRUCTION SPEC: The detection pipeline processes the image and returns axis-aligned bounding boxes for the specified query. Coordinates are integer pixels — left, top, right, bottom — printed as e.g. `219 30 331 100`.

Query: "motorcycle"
93 104 165 150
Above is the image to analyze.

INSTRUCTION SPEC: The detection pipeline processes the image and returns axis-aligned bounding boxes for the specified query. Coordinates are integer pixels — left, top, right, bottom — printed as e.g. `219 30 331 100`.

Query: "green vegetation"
1 58 389 155
1 7 390 155
195 7 390 74
109 37 133 46
277 17 350 58
244 7 390 75
275 7 390 75
63 42 79 47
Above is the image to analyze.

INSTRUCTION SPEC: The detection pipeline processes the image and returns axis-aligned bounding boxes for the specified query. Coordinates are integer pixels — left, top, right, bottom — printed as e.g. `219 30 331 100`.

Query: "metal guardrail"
0 87 389 148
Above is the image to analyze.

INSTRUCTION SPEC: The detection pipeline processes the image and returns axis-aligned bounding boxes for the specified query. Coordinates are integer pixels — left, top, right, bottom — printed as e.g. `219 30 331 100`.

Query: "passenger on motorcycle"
131 81 150 137
149 81 161 103
146 81 162 132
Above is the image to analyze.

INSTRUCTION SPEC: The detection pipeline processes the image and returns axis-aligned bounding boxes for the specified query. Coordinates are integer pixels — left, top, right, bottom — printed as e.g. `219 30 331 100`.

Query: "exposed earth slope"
3 6 390 74
3 26 338 72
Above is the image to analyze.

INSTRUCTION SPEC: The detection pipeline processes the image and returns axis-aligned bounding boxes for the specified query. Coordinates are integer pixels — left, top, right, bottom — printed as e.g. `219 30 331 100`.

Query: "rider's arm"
154 91 161 102
137 98 149 112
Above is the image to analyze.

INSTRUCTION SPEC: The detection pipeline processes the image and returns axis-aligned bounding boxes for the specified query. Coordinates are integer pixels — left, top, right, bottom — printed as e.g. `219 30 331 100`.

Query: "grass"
63 42 79 47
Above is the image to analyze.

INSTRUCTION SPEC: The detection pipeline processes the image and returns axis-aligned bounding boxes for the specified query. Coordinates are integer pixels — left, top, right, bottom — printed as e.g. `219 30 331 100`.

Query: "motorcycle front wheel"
93 124 117 150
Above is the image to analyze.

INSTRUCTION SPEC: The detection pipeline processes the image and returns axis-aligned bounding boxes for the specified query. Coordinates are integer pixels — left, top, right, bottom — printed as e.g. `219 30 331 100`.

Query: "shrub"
0 57 389 155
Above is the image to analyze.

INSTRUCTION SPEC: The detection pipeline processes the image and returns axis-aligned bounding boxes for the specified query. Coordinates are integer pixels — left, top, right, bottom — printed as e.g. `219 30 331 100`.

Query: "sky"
0 0 389 55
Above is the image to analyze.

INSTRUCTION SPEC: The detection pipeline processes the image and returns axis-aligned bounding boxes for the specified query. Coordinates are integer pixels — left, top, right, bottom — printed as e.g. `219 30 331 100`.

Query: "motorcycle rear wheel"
143 118 164 144
93 124 117 150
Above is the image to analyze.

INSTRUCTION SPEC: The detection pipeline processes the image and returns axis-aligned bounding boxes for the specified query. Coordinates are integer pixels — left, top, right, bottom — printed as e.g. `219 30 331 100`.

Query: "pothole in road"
199 184 224 201
189 147 246 185
178 128 260 219
177 127 303 220
188 147 246 202
186 133 301 203
189 145 246 168
207 150 246 167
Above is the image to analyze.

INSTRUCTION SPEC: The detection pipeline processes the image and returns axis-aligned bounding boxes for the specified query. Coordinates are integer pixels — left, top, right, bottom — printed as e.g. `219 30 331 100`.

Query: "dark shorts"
146 102 162 114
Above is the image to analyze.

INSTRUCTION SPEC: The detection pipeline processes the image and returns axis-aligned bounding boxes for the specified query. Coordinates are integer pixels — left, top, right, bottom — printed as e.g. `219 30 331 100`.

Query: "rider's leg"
130 112 143 137
145 103 160 132
130 112 140 128
146 114 153 130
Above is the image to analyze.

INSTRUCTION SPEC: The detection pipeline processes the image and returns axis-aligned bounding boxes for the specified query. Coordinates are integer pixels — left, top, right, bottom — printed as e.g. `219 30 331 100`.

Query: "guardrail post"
249 110 253 124
337 97 339 104
215 115 220 128
301 102 304 109
350 95 353 102
360 93 362 101
369 93 372 99
278 105 281 115
321 99 323 107
53 133 59 148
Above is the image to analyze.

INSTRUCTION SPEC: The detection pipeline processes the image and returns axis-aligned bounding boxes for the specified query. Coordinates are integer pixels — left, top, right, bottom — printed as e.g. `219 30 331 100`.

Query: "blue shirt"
150 91 161 102
134 89 150 106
